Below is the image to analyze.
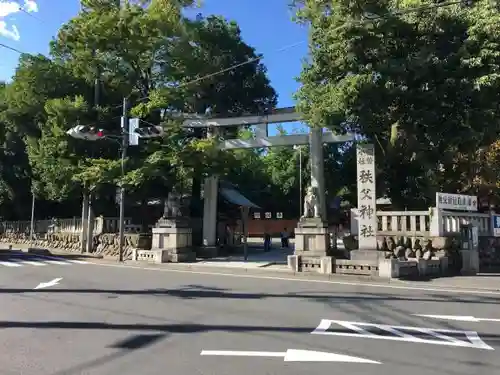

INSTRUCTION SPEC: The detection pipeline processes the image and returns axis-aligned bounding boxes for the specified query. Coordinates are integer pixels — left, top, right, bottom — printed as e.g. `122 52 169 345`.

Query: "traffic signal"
66 125 106 141
134 125 164 139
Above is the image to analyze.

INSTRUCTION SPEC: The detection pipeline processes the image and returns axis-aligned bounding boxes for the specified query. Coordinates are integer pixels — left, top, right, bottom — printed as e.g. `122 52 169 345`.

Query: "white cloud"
23 0 37 12
0 0 38 41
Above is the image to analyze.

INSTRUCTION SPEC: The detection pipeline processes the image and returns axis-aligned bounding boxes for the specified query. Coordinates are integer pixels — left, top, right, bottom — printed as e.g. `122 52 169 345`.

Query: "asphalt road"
1 252 500 375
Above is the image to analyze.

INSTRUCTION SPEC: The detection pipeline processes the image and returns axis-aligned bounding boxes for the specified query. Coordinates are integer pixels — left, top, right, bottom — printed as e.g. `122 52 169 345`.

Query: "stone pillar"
86 200 94 253
460 224 480 275
80 192 89 253
429 207 444 237
151 218 195 262
309 127 327 220
350 144 381 262
288 127 332 274
201 175 219 256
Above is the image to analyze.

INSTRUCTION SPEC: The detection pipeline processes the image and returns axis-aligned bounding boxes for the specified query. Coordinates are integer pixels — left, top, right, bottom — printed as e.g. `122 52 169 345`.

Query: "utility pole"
85 55 101 253
29 190 35 240
118 97 128 262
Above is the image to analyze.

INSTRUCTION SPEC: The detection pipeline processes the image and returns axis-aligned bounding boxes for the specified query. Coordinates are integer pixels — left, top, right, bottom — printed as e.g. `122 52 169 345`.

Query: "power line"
0 42 25 54
126 0 469 111
19 8 44 23
114 40 307 111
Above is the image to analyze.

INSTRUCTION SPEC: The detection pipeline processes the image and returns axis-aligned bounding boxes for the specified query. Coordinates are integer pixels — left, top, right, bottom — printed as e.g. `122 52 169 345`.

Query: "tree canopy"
1 0 498 223
294 0 500 209
0 0 304 221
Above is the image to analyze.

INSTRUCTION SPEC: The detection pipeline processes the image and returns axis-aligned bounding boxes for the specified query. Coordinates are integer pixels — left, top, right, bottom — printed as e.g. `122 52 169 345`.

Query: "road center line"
84 261 500 296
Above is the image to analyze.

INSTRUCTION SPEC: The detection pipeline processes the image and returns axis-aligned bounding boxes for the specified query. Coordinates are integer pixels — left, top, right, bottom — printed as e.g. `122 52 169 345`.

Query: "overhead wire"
0 42 25 54
1 0 476 127
102 0 471 113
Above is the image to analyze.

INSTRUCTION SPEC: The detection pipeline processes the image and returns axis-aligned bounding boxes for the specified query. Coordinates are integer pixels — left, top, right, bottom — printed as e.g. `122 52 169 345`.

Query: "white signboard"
436 193 477 211
265 212 271 219
493 215 500 237
356 144 377 249
276 212 283 219
253 212 261 219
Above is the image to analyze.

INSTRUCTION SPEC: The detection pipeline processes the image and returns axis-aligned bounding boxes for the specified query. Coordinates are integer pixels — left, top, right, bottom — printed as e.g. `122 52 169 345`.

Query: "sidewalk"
196 243 293 269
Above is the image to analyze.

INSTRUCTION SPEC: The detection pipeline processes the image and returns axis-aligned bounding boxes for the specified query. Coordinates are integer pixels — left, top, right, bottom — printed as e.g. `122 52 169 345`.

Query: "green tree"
294 0 500 208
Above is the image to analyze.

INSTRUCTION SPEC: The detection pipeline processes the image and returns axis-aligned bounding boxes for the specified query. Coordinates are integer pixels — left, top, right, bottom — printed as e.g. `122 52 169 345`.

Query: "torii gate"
182 107 355 248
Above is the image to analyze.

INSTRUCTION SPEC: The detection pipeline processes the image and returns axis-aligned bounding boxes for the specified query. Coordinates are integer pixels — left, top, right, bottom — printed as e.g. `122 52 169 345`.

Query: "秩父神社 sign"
436 193 477 211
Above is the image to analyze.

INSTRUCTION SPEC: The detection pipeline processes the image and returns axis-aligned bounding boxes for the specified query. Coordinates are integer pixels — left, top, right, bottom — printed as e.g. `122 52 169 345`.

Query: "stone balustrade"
345 207 500 271
351 207 494 239
0 216 136 235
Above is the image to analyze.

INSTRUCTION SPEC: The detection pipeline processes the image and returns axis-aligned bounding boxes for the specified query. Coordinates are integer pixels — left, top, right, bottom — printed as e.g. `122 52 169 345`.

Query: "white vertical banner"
356 144 377 249
128 118 140 146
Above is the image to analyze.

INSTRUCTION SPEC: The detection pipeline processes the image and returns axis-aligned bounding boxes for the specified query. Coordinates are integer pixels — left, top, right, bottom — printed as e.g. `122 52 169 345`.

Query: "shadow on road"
0 319 498 339
48 333 167 375
1 284 499 305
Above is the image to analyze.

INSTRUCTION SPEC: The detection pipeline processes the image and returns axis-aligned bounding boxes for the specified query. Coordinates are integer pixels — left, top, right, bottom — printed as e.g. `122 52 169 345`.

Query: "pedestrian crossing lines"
0 254 89 268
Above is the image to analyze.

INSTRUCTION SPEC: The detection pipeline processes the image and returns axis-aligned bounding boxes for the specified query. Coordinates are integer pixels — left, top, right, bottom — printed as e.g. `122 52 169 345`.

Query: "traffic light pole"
118 97 128 262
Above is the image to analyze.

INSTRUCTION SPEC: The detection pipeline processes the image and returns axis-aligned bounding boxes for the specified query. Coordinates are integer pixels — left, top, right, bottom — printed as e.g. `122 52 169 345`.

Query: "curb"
124 261 500 292
127 260 384 283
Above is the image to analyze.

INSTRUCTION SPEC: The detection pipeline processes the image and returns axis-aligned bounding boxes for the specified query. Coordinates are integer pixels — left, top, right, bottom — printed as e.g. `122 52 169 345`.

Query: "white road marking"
66 259 89 264
415 314 500 323
311 319 494 350
38 259 70 265
0 261 22 267
34 277 63 290
16 260 47 266
200 349 381 363
84 261 500 296
35 255 88 265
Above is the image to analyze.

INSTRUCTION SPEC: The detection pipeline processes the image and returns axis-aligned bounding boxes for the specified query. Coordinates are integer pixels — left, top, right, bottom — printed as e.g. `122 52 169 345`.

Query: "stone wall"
0 232 152 260
479 237 500 270
341 233 500 272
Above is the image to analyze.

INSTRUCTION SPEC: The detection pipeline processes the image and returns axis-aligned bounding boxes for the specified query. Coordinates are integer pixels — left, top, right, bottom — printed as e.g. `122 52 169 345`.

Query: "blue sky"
0 0 309 110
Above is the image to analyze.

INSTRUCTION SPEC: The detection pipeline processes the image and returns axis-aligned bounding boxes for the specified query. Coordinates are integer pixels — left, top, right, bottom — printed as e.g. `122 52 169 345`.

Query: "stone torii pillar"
182 108 355 260
309 127 327 221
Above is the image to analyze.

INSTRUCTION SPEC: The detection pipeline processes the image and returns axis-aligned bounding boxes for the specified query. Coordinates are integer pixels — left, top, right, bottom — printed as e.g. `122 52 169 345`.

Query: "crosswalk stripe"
16 261 47 266
0 261 22 267
65 259 89 264
0 255 90 267
35 255 89 264
39 259 70 265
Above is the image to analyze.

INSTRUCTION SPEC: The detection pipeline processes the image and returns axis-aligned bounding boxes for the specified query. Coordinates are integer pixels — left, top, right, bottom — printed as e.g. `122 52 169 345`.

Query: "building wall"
235 219 298 237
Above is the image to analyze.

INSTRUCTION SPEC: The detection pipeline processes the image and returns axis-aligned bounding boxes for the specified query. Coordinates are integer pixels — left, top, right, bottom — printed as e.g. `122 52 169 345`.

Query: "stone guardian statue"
163 191 182 218
302 185 320 218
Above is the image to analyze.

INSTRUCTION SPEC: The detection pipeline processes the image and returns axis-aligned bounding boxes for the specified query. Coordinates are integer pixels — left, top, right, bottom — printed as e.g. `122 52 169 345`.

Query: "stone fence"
351 207 493 238
0 216 142 235
348 207 500 270
0 216 152 259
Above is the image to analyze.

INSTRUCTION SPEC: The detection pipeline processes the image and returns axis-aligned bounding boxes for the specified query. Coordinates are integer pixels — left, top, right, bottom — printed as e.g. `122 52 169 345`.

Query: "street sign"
201 349 380 363
493 215 500 237
128 118 140 146
253 212 261 219
312 319 493 350
265 212 271 219
276 212 283 219
436 192 477 211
